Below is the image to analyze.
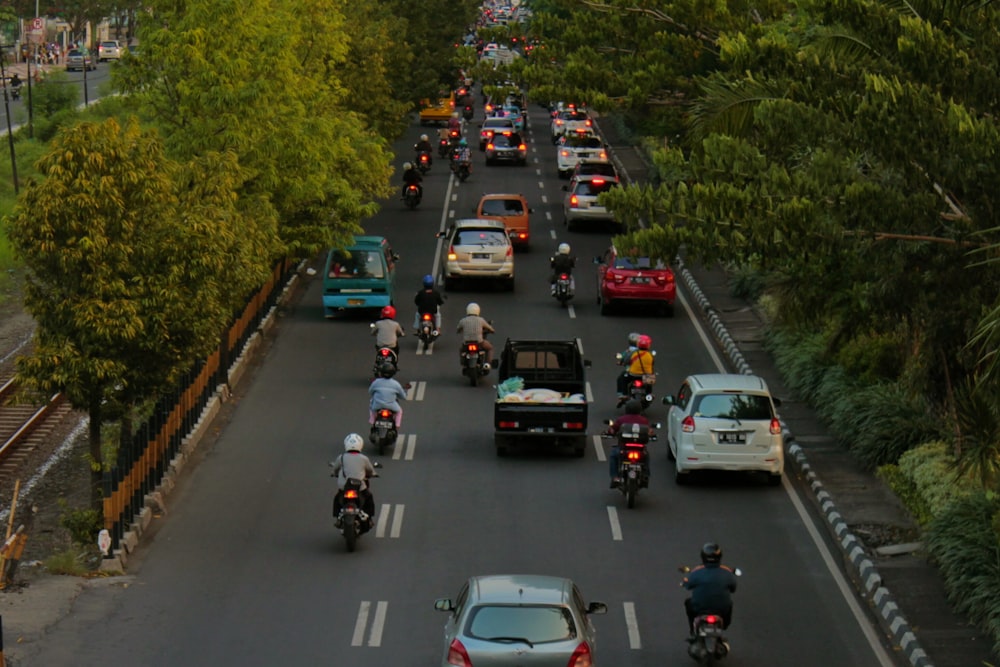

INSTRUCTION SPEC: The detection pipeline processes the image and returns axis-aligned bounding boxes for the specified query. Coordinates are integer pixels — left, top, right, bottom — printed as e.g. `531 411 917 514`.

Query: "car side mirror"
392 254 400 261
528 208 534 213
772 397 782 408
662 396 676 406
587 602 608 615
434 599 455 612
436 231 447 238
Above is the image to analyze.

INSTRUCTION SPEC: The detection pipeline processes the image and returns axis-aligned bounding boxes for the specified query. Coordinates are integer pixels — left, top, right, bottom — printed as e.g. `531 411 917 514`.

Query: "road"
0 62 111 129
18 99 901 666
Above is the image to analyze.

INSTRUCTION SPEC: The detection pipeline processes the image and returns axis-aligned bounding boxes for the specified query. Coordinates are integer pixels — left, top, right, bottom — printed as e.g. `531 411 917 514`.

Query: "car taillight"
770 418 782 435
562 422 586 430
569 195 579 208
555 119 563 126
505 246 513 257
598 151 607 160
518 144 526 150
447 639 473 667
344 490 358 499
448 246 457 261
606 270 625 284
567 642 593 667
585 119 592 127
487 143 495 150
682 415 696 433
560 150 570 157
626 450 642 461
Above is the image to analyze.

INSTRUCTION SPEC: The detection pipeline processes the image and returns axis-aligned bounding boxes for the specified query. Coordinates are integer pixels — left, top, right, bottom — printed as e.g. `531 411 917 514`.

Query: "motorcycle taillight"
633 379 643 387
467 344 478 352
422 313 433 321
626 450 642 461
704 615 719 625
560 274 569 280
344 490 358 499
379 409 392 418
380 349 391 357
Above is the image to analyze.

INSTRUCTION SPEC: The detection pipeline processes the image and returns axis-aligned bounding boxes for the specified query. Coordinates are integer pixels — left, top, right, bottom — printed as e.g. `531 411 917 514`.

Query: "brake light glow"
344 490 358 499
379 349 391 357
518 144 526 150
682 415 696 433
560 150 570 158
592 178 605 185
585 119 593 127
633 379 643 388
704 615 719 625
563 422 586 430
598 150 608 160
498 420 520 429
378 409 392 418
448 245 457 261
447 639 472 667
770 418 782 435
626 450 643 461
555 119 564 126
569 195 579 208
486 143 495 150
422 313 433 321
466 344 478 352
567 642 593 667
560 273 569 280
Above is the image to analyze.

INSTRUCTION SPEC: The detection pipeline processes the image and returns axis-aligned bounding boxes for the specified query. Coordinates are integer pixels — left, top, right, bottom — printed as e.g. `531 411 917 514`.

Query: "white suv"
663 374 784 485
98 40 122 62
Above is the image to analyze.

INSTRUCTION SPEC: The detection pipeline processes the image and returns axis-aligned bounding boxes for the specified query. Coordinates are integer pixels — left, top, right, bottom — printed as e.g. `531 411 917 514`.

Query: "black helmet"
700 542 722 565
379 362 397 378
625 399 642 415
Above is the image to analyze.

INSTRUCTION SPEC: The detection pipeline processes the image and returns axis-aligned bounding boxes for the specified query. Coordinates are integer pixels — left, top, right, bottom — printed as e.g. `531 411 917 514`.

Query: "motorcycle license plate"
347 299 365 306
628 469 638 479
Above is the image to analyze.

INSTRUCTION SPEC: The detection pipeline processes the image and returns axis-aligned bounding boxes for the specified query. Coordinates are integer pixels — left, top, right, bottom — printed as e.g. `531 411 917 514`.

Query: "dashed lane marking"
592 435 606 461
624 602 642 648
607 506 623 541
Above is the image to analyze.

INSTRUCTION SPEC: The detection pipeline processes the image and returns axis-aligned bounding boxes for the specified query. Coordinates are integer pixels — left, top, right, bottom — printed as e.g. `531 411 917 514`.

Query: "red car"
596 245 676 316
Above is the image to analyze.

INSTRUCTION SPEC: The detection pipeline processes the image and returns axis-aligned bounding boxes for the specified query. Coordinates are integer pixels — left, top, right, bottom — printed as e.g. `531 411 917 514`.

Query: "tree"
4 117 267 505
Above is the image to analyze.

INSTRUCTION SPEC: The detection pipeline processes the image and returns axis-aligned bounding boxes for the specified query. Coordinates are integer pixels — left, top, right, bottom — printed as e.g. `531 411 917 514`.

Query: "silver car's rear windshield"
466 605 577 643
692 394 773 420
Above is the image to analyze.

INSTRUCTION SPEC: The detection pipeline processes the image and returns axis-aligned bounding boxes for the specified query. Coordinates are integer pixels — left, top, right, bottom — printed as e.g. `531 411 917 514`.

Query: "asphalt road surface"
19 99 901 667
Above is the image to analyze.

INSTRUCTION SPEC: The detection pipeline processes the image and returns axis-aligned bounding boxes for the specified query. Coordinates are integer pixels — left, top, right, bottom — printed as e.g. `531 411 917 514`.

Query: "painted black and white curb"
676 258 933 667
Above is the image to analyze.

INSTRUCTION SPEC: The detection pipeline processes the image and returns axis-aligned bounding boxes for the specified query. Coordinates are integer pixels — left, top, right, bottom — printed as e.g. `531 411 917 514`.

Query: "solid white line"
592 435 606 461
624 602 642 648
390 504 404 538
375 503 390 538
406 434 416 460
567 304 576 319
682 284 895 665
351 601 370 646
415 381 427 401
368 601 388 647
585 381 594 403
430 174 457 279
607 506 623 541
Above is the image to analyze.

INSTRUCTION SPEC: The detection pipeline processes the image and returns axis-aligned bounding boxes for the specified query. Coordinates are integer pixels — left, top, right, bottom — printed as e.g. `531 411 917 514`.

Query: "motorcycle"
553 272 573 306
455 160 471 182
372 345 398 378
462 104 474 121
403 183 421 209
370 408 398 455
460 332 491 387
604 421 658 508
679 565 742 665
331 463 380 553
616 351 656 409
417 312 439 348
438 137 451 158
416 150 432 174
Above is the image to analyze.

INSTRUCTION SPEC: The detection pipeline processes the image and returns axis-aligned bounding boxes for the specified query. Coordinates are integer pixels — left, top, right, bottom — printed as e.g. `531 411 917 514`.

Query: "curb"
676 258 933 667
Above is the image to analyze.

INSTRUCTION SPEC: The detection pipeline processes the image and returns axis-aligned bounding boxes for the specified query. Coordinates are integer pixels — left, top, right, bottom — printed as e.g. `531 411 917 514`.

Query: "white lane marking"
430 174 458 280
550 229 557 239
683 285 895 666
415 381 427 401
406 434 416 460
391 434 416 460
568 304 576 319
375 504 391 538
624 602 642 648
448 209 455 219
368 601 388 647
607 506 623 541
576 338 585 355
585 381 594 403
546 211 552 221
592 435 606 461
390 504 405 538
351 601 370 646
536 168 542 176
451 193 457 202
541 195 548 204
538 181 544 189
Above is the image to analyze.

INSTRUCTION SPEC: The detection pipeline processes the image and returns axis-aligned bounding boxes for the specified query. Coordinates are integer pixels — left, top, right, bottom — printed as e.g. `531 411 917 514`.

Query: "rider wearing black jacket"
683 542 739 635
401 162 423 198
413 274 445 332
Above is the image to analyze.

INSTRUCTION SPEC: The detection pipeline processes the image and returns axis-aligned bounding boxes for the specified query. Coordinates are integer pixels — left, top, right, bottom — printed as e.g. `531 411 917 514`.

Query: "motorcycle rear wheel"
344 520 357 552
626 479 638 508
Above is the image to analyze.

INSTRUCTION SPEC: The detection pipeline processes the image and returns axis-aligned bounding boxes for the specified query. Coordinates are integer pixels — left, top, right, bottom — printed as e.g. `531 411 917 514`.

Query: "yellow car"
419 94 455 124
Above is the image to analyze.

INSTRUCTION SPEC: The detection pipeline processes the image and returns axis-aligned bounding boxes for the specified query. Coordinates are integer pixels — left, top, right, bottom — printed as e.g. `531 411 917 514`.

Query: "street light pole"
0 46 20 195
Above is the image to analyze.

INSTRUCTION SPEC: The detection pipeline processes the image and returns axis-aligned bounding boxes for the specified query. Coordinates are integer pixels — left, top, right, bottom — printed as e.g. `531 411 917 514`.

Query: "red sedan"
596 245 676 316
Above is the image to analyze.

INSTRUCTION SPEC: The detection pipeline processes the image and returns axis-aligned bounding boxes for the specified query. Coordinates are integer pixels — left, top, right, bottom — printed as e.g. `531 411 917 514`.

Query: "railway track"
0 372 75 488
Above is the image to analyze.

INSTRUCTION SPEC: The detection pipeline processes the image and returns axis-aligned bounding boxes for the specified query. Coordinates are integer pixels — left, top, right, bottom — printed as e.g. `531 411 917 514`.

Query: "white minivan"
663 374 784 485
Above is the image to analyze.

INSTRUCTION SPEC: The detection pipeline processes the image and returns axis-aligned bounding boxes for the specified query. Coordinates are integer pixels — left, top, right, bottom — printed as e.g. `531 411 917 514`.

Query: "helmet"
466 302 480 316
459 138 468 147
379 362 397 378
628 332 641 347
403 162 412 170
558 243 571 255
420 133 428 141
344 433 364 452
637 335 651 350
381 305 396 319
422 274 435 288
625 399 642 415
701 542 722 565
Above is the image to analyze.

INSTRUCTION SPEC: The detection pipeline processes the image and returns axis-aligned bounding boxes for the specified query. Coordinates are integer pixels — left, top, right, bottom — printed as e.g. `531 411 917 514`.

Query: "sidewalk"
597 116 998 667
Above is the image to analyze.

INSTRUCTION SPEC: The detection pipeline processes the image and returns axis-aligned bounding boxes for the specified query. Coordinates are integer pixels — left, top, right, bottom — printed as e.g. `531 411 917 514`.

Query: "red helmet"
381 305 396 319
637 335 652 350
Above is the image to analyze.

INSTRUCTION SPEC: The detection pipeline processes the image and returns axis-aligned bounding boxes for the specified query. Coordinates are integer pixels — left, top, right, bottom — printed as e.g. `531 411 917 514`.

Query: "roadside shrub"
727 263 766 302
766 326 830 403
58 502 102 548
43 548 90 576
925 492 1000 655
878 442 974 526
28 72 79 118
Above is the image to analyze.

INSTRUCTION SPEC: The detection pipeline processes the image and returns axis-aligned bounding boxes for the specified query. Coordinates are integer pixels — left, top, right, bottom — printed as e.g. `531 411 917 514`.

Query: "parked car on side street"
65 48 96 71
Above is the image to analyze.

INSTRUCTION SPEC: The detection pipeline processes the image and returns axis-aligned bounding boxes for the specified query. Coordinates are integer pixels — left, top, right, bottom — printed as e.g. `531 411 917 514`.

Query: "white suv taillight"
567 642 593 667
682 415 695 433
447 638 472 666
770 417 782 435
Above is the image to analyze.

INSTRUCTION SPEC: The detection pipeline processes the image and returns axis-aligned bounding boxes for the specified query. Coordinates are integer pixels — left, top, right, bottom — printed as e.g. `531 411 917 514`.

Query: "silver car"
440 219 515 291
562 175 620 231
65 48 96 71
434 574 607 666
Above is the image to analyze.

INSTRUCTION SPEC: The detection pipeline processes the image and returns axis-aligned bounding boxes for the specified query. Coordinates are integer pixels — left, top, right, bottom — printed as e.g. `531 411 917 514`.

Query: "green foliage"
952 377 1000 491
925 492 1000 655
28 71 80 118
726 263 766 302
58 501 102 548
879 442 977 526
43 548 91 576
877 464 932 526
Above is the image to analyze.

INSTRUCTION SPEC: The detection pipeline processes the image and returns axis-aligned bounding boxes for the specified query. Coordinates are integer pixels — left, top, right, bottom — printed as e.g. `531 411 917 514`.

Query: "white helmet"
403 162 412 170
466 302 480 316
628 332 641 346
558 243 571 255
344 433 364 452
420 134 428 141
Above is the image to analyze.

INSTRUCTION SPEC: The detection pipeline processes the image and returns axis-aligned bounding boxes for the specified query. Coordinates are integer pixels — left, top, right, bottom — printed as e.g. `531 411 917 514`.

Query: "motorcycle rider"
371 305 405 362
456 302 495 368
8 73 22 100
606 399 652 488
452 137 472 173
401 161 423 199
331 433 377 528
549 242 576 295
413 274 445 333
447 111 463 136
369 362 407 430
683 542 739 636
414 133 434 165
616 334 655 404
